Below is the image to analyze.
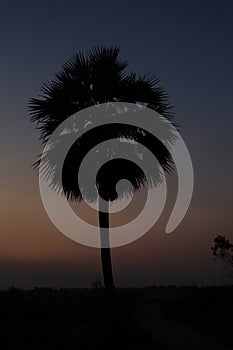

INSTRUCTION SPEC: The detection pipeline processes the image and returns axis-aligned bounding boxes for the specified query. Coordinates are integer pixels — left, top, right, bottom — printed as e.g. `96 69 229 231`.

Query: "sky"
0 0 233 289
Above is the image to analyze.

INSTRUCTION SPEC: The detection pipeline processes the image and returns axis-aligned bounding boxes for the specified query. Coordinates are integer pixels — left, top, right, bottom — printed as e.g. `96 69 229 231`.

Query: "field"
1 286 233 349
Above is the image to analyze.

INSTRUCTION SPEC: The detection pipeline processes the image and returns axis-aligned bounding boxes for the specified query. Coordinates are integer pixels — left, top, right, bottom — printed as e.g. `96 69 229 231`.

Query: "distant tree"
211 235 233 269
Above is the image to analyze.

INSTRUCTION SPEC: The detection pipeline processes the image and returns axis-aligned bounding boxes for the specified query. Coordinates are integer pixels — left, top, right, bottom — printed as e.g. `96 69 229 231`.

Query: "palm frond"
29 45 175 202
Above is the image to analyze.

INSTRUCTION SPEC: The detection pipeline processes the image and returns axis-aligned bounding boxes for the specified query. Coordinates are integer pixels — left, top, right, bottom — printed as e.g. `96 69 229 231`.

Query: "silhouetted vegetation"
212 235 233 270
29 46 174 313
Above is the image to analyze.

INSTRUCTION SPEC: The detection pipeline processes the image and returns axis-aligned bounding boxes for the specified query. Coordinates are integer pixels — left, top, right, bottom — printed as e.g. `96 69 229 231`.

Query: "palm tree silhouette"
29 46 174 311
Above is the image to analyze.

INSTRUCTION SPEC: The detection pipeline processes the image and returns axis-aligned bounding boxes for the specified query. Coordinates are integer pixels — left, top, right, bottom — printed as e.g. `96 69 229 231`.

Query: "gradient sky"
0 0 233 289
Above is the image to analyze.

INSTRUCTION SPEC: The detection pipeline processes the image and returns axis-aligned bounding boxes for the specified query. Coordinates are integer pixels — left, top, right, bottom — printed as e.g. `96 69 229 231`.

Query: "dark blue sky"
0 0 233 288
1 0 232 150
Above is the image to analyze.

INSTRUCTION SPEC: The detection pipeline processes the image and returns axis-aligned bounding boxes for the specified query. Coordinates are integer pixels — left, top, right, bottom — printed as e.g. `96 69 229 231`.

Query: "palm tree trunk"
98 196 115 315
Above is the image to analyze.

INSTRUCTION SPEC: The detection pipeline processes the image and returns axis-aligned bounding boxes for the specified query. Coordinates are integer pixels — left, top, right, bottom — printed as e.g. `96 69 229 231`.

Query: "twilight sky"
0 0 233 289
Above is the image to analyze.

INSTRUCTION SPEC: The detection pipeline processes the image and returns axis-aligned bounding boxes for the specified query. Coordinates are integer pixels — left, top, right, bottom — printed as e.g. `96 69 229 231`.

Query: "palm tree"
29 46 174 313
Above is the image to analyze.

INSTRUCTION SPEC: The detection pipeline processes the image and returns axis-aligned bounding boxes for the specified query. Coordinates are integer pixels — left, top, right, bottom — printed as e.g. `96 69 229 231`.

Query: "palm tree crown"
29 46 174 202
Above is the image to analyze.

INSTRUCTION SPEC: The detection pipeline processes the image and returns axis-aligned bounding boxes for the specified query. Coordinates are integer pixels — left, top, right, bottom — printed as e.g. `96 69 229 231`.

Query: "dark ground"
1 285 233 349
